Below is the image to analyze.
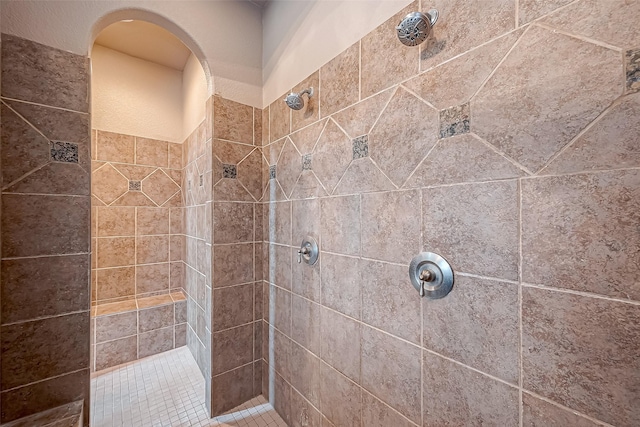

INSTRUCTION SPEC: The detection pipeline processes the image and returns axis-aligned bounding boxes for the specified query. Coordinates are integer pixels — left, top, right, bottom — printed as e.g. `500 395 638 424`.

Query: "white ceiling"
94 20 192 71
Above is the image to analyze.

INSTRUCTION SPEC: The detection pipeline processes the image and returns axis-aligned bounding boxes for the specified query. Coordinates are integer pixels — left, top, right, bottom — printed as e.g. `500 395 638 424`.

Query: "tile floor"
91 346 287 427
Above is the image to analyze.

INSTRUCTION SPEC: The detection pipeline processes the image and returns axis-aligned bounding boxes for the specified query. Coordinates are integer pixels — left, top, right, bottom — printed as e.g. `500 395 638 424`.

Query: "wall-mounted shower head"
284 87 314 110
396 9 439 46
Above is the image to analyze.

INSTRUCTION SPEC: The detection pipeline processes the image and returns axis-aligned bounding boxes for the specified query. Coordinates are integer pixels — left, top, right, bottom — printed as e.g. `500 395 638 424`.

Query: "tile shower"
0 0 639 426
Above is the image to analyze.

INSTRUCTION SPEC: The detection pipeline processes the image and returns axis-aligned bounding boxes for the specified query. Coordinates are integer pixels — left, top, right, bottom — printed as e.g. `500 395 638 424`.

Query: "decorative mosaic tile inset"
352 135 369 159
50 141 78 163
223 164 237 179
439 103 471 139
625 48 640 94
129 180 141 191
199 174 204 186
302 154 312 170
270 165 277 180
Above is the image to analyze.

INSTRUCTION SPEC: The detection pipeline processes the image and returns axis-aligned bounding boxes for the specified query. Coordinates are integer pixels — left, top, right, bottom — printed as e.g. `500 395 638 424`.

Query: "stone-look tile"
97 206 135 237
332 88 394 140
213 284 253 331
405 30 522 110
291 71 320 132
170 235 185 262
168 142 182 169
1 312 89 389
320 253 360 319
50 141 78 164
111 191 157 207
254 282 263 320
222 164 237 179
135 137 168 167
214 178 254 202
270 93 291 142
170 262 184 290
92 164 129 204
170 207 184 234
544 93 640 174
351 135 368 160
269 200 291 245
276 138 302 196
522 393 601 427
406 134 525 188
0 369 89 425
95 300 136 316
261 108 270 146
290 341 320 407
290 170 328 199
361 260 420 344
4 162 90 196
361 326 421 423
254 108 263 146
439 103 470 139
302 154 312 170
136 235 169 264
237 149 263 200
175 323 187 347
274 371 292 425
95 311 137 343
174 300 187 324
522 170 640 300
291 387 322 427
541 0 640 49
423 352 519 426
267 244 291 291
424 275 519 383
2 194 90 257
289 119 326 155
420 0 515 70
211 364 255 416
272 285 292 336
320 308 360 383
319 363 361 427
362 391 417 427
96 267 135 300
311 119 352 193
333 158 396 195
139 304 174 333
1 254 89 324
361 190 420 264
96 337 137 371
1 34 88 112
272 326 292 380
213 243 254 287
321 43 360 117
519 0 573 25
212 324 254 375
369 87 439 186
96 131 135 164
320 195 360 256
522 287 640 426
0 103 50 186
254 320 262 361
113 163 156 181
96 237 135 268
292 198 319 244
291 295 320 355
423 180 519 280
360 3 418 98
142 169 179 206
472 26 621 173
136 207 169 236
213 202 253 243
138 326 174 359
214 96 254 144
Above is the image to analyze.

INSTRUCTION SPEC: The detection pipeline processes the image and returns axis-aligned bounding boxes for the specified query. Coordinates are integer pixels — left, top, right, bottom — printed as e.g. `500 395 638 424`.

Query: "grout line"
518 178 524 427
0 96 89 115
469 133 534 176
2 309 91 327
533 22 622 52
521 282 640 306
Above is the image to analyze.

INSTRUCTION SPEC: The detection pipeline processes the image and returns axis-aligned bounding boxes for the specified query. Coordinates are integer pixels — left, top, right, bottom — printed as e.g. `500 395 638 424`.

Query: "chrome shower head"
284 87 314 110
396 9 439 46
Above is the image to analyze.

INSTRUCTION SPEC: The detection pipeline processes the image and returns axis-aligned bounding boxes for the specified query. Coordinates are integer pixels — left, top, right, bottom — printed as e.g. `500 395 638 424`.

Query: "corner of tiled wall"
0 33 91 425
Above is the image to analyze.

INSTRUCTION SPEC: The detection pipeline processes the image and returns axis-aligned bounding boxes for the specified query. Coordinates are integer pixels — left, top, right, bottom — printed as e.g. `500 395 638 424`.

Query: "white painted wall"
182 53 207 139
0 0 263 107
262 0 413 106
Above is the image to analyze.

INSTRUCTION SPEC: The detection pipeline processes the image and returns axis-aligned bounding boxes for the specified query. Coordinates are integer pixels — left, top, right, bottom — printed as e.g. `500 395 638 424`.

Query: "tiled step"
1 400 83 427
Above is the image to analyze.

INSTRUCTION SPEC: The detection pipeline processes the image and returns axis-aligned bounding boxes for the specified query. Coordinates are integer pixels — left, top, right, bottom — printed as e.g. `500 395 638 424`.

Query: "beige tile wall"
0 33 91 424
261 1 640 427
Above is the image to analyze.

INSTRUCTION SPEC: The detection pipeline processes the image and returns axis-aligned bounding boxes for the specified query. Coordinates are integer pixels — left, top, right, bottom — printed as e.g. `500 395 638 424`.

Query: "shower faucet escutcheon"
297 236 319 265
409 252 454 299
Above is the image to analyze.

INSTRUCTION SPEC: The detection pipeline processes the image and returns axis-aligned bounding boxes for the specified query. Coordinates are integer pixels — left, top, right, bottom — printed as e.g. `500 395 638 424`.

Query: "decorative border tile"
199 174 204 186
129 180 141 191
223 164 237 179
353 135 369 159
50 141 78 163
625 48 640 94
302 154 313 170
270 165 277 180
439 103 471 139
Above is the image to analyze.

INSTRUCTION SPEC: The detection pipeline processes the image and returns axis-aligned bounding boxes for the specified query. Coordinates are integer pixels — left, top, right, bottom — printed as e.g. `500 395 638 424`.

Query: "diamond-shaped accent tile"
472 26 622 172
92 163 128 204
129 180 141 191
142 169 179 206
50 141 78 163
626 48 640 94
369 87 439 186
439 104 470 139
237 149 263 200
302 154 312 170
352 135 369 159
312 119 353 193
222 164 237 179
277 138 302 196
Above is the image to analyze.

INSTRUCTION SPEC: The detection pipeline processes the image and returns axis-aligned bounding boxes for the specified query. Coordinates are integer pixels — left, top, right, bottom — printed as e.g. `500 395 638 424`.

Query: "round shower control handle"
297 236 319 266
409 252 454 299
